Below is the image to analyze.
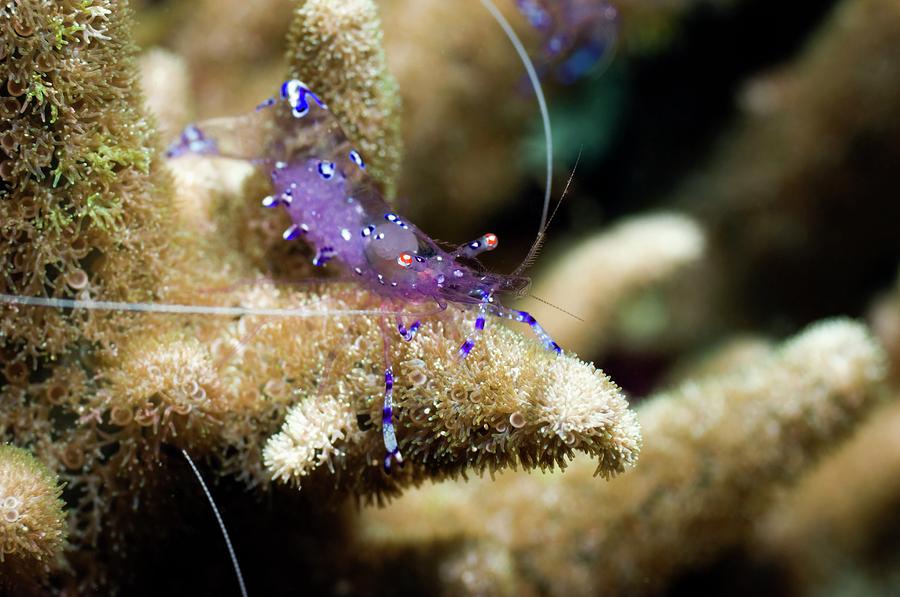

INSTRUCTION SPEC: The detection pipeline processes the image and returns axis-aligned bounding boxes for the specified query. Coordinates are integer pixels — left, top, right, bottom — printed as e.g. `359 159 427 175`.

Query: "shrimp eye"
397 252 414 268
484 233 498 249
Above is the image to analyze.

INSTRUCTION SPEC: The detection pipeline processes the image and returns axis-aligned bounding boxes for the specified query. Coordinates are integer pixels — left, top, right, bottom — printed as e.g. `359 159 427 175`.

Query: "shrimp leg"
380 317 403 473
488 304 561 355
453 232 499 260
396 316 420 342
457 299 490 359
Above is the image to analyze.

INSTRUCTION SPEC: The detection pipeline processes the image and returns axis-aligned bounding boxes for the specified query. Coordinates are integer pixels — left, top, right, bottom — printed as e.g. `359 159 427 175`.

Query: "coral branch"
139 48 191 139
678 0 900 329
381 0 535 232
359 319 887 594
756 397 900 593
261 299 640 496
531 212 705 356
286 0 403 198
0 445 66 589
0 0 173 359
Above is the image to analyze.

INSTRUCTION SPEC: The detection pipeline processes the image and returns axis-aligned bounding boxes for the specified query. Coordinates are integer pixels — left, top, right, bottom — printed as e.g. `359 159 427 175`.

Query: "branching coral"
756 397 900 595
531 212 705 357
871 267 900 380
0 445 66 589
286 0 403 198
1 1 640 589
262 302 640 494
138 47 190 139
168 0 293 120
676 0 900 330
4 0 895 593
359 319 888 594
380 0 538 234
0 0 171 358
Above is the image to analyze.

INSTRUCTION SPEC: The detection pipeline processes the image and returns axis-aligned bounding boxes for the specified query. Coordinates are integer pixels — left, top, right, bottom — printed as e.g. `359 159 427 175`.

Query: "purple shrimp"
166 79 562 472
516 0 619 83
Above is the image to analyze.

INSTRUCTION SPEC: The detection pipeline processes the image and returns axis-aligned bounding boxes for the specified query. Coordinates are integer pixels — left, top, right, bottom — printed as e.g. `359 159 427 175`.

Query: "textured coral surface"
3 0 900 594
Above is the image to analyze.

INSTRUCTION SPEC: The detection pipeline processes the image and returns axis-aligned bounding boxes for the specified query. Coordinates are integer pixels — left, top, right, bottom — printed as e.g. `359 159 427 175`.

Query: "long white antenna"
480 0 554 237
0 293 405 319
181 449 249 597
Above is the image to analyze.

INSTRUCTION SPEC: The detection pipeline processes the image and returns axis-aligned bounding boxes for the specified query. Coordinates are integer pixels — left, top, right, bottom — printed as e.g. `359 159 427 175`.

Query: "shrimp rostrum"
169 80 567 473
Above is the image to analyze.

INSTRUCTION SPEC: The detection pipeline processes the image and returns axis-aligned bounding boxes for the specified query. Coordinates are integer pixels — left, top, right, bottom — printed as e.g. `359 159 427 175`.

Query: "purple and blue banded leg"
312 246 336 267
454 233 499 260
458 299 490 359
282 222 308 241
382 366 403 473
397 317 421 342
378 316 403 473
489 305 562 355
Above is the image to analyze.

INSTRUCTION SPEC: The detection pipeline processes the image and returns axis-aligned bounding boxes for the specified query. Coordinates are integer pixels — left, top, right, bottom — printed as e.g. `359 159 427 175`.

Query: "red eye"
397 252 414 267
483 233 498 249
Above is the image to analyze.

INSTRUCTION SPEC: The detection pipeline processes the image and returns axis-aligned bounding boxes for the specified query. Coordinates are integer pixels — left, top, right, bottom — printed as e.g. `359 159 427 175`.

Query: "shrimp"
166 76 562 473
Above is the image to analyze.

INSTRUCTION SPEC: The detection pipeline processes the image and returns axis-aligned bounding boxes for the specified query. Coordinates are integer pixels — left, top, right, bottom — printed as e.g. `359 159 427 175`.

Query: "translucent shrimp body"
167 79 562 471
168 81 525 308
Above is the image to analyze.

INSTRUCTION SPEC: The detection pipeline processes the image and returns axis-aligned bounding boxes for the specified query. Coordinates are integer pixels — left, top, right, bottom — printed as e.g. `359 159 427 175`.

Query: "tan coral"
756 397 900 593
675 0 900 334
530 212 706 356
870 267 900 379
170 0 293 119
0 445 66 587
262 301 640 496
381 0 535 233
359 319 887 594
286 0 403 198
139 47 191 139
0 0 173 359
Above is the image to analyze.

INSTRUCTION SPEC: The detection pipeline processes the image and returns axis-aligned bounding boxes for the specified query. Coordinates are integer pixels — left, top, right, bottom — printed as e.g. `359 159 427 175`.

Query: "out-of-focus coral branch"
286 0 403 199
677 0 900 330
870 267 900 380
138 48 191 139
530 212 705 356
381 0 537 233
169 0 292 119
359 319 887 594
756 397 900 594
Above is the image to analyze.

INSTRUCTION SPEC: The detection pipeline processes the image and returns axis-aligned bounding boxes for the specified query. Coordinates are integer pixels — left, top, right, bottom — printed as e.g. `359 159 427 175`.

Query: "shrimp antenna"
181 449 248 597
511 146 582 279
480 0 553 236
0 293 423 320
527 293 584 322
